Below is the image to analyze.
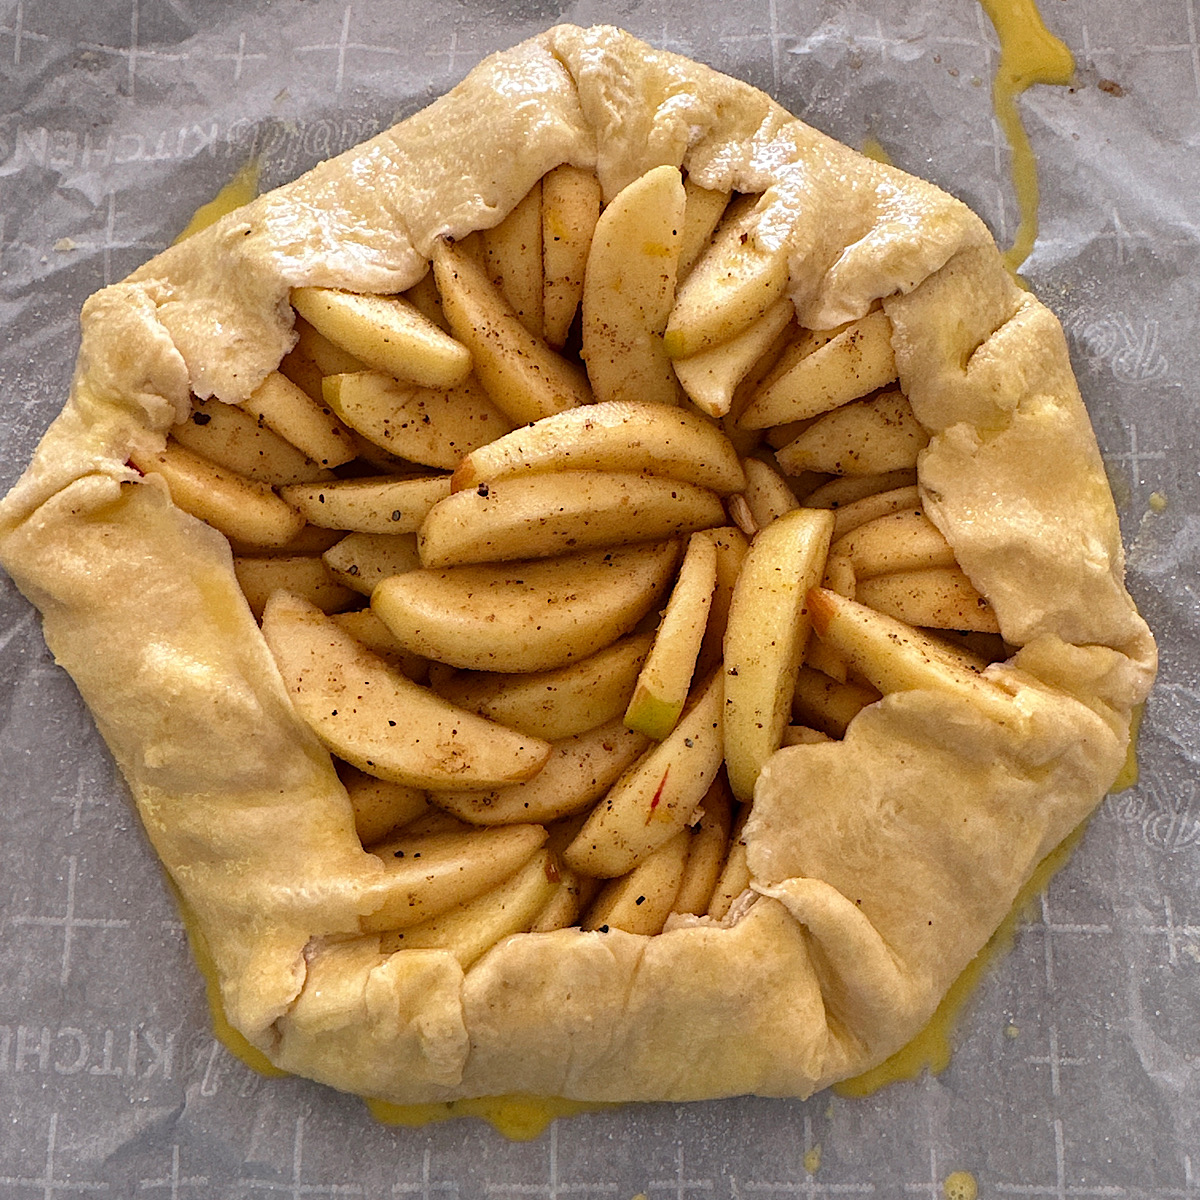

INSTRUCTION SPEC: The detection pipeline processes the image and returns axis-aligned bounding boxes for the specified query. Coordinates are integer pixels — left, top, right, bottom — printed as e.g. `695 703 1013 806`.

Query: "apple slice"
706 802 752 920
530 812 602 933
432 631 653 741
676 179 732 282
530 864 601 934
804 633 849 683
338 764 430 847
481 179 544 337
804 468 918 510
580 829 692 936
371 540 680 673
323 371 513 469
432 239 592 424
695 525 750 677
725 318 798 430
663 193 791 359
403 269 450 332
449 400 746 497
581 164 686 407
360 825 548 932
171 399 332 487
262 592 551 790
129 442 305 549
738 308 898 429
624 532 718 740
322 532 420 596
741 456 801 531
380 848 560 966
281 475 451 535
431 717 650 826
328 609 429 683
233 554 356 619
722 506 835 800
418 470 725 568
293 315 366 376
400 810 474 837
277 345 326 406
542 165 602 348
775 389 930 477
225 524 343 558
671 296 794 418
806 587 1018 724
829 508 956 579
790 666 880 739
564 671 724 878
855 567 1001 633
291 286 471 388
781 725 833 746
671 775 734 917
238 370 357 469
831 484 922 538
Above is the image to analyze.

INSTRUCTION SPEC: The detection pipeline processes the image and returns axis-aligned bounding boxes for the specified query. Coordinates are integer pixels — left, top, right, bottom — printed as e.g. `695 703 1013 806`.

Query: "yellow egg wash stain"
835 818 1089 1097
943 1170 979 1200
804 1144 823 1174
173 159 260 243
1111 702 1145 792
860 136 893 166
365 1095 610 1142
975 0 1075 272
1149 491 1168 513
173 891 289 1078
179 886 607 1139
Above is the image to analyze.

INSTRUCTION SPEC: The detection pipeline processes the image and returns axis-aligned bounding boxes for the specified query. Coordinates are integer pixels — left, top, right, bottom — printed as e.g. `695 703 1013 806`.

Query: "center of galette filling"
131 162 1006 961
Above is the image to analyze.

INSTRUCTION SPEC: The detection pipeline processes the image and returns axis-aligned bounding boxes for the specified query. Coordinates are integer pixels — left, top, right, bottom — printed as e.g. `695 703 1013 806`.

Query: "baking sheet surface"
1 0 1198 1194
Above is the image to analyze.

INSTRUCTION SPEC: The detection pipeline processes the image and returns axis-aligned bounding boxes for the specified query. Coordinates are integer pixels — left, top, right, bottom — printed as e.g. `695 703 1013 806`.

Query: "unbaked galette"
0 25 1155 1103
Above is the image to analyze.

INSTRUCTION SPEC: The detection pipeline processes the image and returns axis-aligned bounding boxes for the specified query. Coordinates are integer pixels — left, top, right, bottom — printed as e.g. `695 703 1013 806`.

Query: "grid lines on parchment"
483 1123 618 1198
1063 0 1200 106
0 0 48 66
1103 423 1168 492
50 762 111 832
74 0 189 99
393 1147 460 1200
212 30 268 85
237 1114 365 1198
138 1144 209 1198
1024 1025 1087 1101
645 1145 713 1200
0 0 444 98
738 1115 874 1197
0 192 169 289
1015 891 1113 992
718 0 782 94
0 1112 109 1196
1142 894 1200 967
1142 0 1200 100
8 853 132 986
296 5 406 95
3 0 1197 109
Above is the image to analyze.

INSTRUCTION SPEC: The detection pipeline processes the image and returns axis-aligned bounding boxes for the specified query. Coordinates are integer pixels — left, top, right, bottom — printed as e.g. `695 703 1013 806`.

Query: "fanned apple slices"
138 162 1015 955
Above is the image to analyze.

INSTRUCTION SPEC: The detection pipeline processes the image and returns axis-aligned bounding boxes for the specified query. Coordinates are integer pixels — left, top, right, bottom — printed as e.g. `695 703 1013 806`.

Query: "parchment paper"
1 0 1197 1194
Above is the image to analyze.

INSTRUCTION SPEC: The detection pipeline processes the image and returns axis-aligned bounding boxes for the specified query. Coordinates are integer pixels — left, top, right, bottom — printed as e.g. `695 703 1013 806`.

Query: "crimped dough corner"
0 25 1155 1103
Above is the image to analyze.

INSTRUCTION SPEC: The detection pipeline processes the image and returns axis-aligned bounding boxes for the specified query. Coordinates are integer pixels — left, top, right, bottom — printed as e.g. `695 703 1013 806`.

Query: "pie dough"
0 25 1156 1103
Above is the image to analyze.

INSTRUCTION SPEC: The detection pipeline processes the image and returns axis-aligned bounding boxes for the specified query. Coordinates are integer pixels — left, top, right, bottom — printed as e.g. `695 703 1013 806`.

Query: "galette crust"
0 25 1155 1103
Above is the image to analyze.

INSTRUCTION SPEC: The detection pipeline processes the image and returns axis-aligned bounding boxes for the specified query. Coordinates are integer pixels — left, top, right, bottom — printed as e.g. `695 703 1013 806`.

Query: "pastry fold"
0 25 1154 1103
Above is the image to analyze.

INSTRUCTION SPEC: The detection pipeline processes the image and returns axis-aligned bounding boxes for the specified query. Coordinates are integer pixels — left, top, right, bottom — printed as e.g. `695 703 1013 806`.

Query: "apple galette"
0 26 1155 1103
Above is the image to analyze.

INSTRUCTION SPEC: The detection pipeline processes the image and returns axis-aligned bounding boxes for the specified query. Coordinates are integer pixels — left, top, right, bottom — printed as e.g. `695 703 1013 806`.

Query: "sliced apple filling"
135 162 1017 952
